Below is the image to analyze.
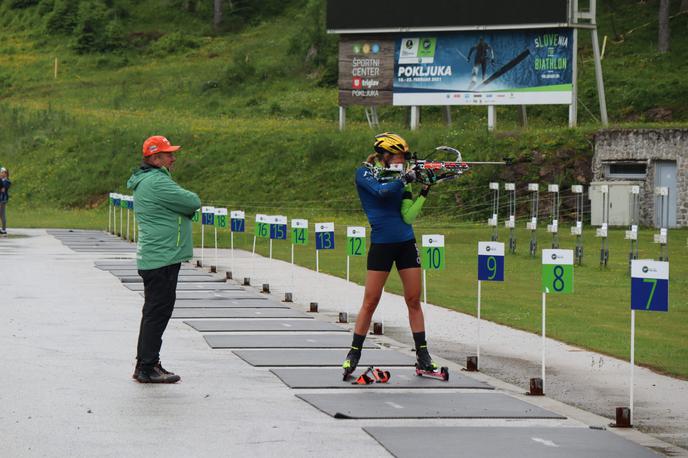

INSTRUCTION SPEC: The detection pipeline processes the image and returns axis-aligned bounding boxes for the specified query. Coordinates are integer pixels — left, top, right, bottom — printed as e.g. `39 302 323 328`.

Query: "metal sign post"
290 219 309 288
536 249 574 395
269 215 288 260
504 183 516 254
108 193 113 234
315 223 335 273
571 185 584 265
214 208 228 269
119 195 124 238
200 206 215 267
473 241 505 371
421 235 445 308
546 185 560 249
488 183 499 241
626 260 669 427
654 187 669 261
595 185 609 267
625 186 640 272
527 183 539 258
230 210 245 272
346 226 366 282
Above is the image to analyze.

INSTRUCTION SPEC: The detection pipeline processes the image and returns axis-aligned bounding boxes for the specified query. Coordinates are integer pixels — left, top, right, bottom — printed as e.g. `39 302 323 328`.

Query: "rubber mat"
108 269 209 277
363 427 659 458
125 282 242 291
205 334 378 349
271 368 493 390
119 276 223 284
172 308 312 319
232 349 414 367
153 291 263 300
184 319 346 332
296 392 566 419
174 299 285 308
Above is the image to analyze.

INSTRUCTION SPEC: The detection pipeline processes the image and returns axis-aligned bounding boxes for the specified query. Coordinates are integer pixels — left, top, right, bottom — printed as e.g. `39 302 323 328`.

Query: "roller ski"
342 348 361 381
414 346 449 381
351 366 391 385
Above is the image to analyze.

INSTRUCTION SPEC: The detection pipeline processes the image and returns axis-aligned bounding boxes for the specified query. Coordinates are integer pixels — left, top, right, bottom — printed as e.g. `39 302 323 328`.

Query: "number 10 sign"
421 235 445 270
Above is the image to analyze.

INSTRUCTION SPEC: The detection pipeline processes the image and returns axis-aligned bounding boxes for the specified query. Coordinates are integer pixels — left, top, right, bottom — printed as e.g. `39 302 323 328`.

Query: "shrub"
44 0 78 34
222 51 256 88
148 32 201 56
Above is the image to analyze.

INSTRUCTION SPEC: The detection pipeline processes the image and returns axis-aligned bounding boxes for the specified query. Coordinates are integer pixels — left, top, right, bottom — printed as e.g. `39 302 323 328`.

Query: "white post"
410 106 420 130
112 202 116 235
201 225 205 266
422 269 427 306
230 232 235 271
542 291 547 393
133 217 136 243
252 235 256 256
338 106 346 131
347 256 350 282
630 309 636 425
269 239 273 260
126 209 130 241
108 201 112 233
214 226 218 267
291 243 295 289
487 105 497 131
569 0 579 128
316 250 320 273
119 205 123 238
477 280 482 370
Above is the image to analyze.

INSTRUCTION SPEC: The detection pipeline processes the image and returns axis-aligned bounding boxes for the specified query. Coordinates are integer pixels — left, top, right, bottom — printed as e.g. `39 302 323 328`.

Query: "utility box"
589 181 638 226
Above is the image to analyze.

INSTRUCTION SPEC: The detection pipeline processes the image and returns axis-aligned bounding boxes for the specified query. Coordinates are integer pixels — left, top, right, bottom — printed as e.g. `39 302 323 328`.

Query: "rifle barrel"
464 161 507 165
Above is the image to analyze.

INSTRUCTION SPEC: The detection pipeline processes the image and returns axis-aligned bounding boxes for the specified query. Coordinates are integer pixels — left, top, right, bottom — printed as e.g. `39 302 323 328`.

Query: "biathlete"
343 132 438 377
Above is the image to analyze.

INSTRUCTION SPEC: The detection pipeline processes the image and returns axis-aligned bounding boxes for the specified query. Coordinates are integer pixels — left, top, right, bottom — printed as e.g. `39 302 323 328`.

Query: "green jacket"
127 165 201 270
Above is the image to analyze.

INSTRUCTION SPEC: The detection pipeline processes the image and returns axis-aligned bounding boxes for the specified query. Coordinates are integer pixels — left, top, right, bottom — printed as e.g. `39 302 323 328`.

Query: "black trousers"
136 263 181 369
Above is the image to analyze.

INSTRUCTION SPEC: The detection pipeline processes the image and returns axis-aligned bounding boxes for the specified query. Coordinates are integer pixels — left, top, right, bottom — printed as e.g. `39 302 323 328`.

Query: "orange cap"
142 136 181 157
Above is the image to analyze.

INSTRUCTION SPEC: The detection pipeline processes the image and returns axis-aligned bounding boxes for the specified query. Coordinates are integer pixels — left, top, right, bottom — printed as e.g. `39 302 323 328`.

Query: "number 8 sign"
421 235 445 270
542 249 573 293
631 260 669 312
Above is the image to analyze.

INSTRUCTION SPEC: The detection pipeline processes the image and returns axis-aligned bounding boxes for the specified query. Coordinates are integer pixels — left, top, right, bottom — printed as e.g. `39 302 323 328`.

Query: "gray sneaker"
136 364 180 384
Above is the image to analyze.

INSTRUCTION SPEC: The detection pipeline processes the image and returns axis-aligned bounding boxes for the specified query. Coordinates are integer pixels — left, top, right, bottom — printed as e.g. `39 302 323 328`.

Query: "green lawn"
11 205 687 379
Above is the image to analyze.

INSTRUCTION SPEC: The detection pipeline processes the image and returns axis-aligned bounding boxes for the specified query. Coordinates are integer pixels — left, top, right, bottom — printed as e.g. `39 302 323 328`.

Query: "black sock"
413 331 426 350
350 333 366 352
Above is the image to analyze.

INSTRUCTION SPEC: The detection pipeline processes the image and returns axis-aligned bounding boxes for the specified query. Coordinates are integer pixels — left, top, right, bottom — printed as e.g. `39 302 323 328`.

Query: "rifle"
409 146 511 185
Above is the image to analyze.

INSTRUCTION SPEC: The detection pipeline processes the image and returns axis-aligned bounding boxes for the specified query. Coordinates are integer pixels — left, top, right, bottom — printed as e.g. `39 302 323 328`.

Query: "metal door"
654 161 677 228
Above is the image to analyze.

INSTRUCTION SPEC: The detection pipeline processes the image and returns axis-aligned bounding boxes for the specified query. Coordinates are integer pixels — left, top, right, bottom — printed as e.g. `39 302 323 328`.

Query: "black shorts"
367 239 421 272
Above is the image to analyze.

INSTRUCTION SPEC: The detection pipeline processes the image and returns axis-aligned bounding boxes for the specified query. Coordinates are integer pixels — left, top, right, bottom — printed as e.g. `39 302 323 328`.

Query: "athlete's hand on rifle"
420 185 431 197
400 169 416 185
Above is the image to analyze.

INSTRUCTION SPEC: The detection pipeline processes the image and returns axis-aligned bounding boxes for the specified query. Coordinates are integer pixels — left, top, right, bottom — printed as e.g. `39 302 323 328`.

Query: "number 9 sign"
421 235 445 270
541 249 573 294
478 242 504 281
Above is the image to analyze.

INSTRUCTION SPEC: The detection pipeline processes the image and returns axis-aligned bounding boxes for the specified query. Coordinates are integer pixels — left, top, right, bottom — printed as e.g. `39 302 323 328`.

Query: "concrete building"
592 129 687 228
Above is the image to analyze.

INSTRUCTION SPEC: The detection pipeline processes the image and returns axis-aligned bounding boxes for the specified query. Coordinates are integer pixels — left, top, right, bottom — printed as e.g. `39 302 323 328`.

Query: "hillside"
0 0 686 214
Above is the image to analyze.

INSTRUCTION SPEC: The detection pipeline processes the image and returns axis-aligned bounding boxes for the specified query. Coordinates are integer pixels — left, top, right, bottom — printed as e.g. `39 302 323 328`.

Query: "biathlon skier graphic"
466 37 494 89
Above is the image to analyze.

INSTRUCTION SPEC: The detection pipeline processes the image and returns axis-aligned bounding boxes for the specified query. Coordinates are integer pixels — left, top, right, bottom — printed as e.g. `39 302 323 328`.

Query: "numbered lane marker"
315 222 335 273
230 210 245 233
421 235 445 270
542 249 574 294
346 226 366 257
291 219 309 246
478 242 504 282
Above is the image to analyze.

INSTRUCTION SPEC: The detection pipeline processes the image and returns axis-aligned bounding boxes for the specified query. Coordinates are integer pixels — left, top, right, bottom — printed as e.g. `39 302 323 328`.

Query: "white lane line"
531 437 558 448
385 402 404 409
282 323 293 327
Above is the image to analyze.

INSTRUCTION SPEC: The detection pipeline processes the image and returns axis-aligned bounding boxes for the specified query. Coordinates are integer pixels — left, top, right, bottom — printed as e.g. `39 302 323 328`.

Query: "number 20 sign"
478 242 504 281
421 235 445 270
631 260 669 312
542 249 574 294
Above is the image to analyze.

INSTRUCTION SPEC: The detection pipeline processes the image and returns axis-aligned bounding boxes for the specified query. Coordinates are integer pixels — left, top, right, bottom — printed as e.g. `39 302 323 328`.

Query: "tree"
213 0 222 31
681 0 688 12
658 0 670 53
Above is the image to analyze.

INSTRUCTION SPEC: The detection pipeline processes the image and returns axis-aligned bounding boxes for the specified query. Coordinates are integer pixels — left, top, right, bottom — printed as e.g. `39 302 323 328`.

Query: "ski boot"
415 346 449 381
342 348 361 381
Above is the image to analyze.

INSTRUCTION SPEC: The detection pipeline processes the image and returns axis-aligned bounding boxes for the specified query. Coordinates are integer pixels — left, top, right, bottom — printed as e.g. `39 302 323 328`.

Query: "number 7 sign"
631 260 669 312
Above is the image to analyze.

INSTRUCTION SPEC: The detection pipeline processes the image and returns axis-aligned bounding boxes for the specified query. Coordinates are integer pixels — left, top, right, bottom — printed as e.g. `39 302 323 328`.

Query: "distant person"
342 133 438 378
0 167 11 235
467 37 494 82
127 136 201 383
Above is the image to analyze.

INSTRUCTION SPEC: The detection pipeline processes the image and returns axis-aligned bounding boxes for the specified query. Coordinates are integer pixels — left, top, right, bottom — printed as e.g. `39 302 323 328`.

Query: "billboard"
393 29 574 106
327 0 570 32
338 36 394 106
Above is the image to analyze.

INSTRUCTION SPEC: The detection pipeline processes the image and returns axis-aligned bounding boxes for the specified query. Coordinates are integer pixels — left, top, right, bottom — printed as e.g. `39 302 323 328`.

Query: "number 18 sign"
542 249 573 293
421 235 445 270
478 242 504 281
631 260 669 312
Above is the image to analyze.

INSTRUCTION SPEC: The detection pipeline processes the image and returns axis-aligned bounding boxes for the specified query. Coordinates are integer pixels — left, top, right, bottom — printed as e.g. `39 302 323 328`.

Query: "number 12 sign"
542 249 573 293
421 235 445 270
478 242 504 281
347 226 366 256
315 223 335 250
631 260 669 312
